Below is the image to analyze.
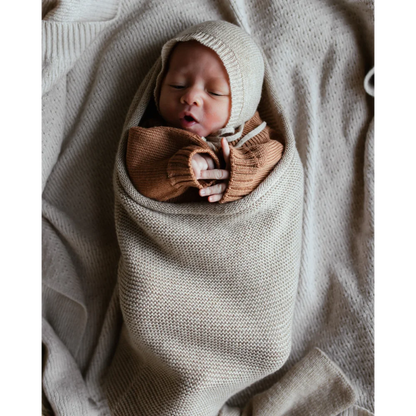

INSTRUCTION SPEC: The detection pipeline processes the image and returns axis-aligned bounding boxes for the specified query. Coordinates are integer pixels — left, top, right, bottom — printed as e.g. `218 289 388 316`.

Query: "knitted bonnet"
154 20 265 132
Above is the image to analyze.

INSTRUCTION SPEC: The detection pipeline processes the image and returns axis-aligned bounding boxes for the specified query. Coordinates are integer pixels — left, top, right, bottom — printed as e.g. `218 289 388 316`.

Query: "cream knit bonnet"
154 21 265 138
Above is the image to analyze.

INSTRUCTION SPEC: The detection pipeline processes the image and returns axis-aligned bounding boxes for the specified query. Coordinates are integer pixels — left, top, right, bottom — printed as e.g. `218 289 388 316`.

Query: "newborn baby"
126 26 284 203
159 40 232 203
108 20 304 416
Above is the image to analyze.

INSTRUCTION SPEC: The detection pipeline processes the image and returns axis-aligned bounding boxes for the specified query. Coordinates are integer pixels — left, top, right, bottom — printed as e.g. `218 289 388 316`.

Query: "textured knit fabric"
42 0 374 415
126 112 284 203
221 348 356 416
107 19 305 413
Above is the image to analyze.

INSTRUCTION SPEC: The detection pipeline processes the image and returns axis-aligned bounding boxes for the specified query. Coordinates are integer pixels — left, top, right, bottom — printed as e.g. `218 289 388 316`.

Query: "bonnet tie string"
201 121 267 151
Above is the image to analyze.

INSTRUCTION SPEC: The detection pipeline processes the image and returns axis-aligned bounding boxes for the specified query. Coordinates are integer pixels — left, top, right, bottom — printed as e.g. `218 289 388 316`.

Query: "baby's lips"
179 111 199 123
180 117 198 129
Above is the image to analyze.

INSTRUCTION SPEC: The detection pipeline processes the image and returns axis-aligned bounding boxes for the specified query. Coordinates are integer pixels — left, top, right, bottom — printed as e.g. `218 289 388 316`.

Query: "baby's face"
159 41 231 137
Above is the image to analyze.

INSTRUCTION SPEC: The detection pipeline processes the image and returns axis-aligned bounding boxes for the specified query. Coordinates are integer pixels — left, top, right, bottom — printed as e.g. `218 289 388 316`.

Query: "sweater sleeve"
126 127 220 202
167 146 221 191
220 124 284 204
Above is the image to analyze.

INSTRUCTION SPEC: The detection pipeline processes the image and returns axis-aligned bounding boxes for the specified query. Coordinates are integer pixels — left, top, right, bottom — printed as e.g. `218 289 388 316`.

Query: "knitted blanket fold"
42 1 374 414
105 54 304 415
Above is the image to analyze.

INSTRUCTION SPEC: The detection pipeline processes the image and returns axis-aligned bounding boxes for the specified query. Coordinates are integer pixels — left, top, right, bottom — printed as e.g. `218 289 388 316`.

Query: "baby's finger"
207 193 223 203
200 153 215 170
221 138 230 165
199 168 229 180
200 183 227 197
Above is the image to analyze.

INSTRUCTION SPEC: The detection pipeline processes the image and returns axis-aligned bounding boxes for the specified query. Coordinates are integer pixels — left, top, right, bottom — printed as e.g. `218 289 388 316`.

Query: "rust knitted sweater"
126 112 284 203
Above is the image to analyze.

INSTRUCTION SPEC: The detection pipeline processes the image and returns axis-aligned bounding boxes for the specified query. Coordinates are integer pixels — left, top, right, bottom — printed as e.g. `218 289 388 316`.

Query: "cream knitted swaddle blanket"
106 32 304 414
42 1 374 414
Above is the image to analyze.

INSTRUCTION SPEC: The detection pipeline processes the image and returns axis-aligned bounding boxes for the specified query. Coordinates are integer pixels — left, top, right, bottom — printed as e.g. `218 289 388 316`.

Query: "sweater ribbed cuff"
220 141 283 203
220 147 257 203
167 146 220 191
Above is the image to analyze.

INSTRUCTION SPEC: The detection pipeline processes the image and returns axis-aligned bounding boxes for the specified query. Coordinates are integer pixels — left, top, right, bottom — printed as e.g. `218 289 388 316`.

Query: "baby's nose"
181 88 202 106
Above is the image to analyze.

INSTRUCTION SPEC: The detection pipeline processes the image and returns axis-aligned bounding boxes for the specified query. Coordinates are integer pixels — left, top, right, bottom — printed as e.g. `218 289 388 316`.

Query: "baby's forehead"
166 41 230 84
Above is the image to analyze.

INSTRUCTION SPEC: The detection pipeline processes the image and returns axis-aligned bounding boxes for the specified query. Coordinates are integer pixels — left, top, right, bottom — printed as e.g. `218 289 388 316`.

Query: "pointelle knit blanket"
42 1 374 415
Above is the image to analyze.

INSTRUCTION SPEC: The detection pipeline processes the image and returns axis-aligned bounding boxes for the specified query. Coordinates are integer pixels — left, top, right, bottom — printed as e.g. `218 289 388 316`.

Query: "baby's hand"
191 153 216 178
198 138 231 203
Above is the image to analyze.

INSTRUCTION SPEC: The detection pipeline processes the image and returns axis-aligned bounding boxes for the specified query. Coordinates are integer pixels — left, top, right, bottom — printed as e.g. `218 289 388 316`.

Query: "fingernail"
200 189 206 196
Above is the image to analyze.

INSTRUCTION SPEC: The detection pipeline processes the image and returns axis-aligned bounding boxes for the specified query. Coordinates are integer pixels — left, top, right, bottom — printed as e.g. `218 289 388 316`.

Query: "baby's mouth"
180 112 199 129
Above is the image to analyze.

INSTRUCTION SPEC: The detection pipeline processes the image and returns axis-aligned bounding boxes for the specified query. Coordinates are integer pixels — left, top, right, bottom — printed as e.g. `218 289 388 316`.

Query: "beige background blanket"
42 0 374 414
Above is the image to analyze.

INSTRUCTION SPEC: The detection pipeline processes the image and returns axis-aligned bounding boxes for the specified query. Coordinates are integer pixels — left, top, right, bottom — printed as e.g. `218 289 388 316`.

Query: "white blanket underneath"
42 0 374 414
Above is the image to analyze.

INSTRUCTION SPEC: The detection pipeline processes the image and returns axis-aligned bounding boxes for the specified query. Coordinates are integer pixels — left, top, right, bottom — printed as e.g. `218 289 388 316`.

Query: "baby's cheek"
160 102 174 123
211 104 230 128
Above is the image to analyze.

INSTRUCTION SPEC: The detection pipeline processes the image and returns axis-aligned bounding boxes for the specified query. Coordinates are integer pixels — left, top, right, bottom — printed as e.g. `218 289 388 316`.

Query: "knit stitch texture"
106 22 304 409
42 0 374 415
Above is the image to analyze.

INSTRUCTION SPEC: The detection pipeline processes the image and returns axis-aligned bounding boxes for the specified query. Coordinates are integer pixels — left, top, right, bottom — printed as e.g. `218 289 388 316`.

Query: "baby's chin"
168 119 213 137
181 124 211 137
